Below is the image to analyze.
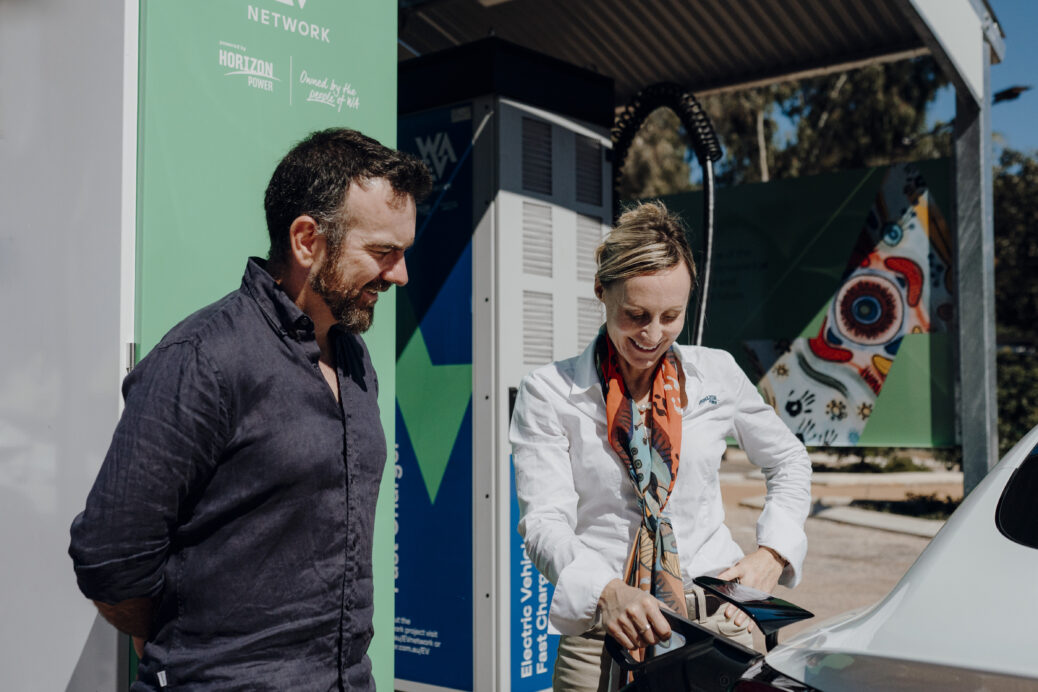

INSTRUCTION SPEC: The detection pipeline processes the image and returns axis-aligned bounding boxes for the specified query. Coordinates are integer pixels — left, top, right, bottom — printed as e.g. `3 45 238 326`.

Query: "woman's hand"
717 546 788 629
597 579 672 650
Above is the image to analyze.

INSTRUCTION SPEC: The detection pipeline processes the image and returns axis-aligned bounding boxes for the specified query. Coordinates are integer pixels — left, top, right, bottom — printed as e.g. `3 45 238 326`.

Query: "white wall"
0 0 134 688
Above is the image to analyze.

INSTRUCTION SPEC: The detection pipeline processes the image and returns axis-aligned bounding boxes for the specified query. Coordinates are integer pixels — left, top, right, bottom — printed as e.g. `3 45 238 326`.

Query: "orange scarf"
595 332 689 641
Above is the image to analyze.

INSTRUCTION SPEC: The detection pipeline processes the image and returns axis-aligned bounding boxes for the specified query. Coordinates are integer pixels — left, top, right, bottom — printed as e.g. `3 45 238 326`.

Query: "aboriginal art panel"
747 164 953 445
660 160 955 447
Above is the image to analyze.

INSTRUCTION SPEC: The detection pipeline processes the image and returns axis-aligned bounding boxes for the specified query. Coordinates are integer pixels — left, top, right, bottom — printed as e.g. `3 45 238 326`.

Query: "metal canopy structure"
397 0 1005 490
399 0 999 100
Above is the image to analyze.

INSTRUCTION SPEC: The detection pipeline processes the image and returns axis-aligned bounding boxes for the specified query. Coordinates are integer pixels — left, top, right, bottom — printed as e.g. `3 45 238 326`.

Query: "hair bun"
596 200 697 285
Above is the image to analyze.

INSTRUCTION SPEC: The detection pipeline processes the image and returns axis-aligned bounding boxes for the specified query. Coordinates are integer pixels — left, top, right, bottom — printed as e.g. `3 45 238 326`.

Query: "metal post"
953 46 999 494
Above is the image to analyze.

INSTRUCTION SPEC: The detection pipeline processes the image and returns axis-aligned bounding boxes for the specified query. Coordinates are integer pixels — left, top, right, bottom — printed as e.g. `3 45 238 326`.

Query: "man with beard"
69 129 431 691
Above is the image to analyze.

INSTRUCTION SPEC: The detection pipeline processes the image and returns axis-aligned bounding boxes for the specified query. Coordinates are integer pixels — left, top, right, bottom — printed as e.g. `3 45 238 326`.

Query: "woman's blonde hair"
595 201 697 288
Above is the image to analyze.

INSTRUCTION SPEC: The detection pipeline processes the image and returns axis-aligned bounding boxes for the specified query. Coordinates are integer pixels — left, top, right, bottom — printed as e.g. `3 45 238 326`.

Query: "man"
69 129 431 690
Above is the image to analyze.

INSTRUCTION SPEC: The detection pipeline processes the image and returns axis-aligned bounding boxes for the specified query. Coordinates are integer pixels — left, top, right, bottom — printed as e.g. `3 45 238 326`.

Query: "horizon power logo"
415 132 458 181
218 42 279 92
248 2 331 43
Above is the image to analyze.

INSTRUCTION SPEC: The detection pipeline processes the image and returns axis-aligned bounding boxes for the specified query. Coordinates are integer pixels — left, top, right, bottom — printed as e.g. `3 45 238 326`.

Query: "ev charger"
393 38 614 692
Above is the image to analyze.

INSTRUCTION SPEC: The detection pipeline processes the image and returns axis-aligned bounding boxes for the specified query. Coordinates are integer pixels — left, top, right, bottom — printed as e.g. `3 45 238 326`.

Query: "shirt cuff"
549 548 616 635
756 507 808 588
69 518 167 604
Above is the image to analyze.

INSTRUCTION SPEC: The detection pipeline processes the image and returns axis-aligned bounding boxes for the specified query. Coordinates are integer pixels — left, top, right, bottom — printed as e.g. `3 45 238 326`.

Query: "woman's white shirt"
509 342 812 636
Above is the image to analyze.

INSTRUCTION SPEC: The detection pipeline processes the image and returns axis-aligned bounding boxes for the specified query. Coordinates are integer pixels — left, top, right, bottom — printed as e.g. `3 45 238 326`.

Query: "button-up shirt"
509 342 811 636
70 258 386 691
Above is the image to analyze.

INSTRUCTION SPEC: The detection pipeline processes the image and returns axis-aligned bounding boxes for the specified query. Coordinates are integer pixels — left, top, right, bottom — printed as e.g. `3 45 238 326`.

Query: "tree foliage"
698 84 794 186
617 108 696 200
993 148 1038 348
765 57 950 180
993 148 1038 453
996 350 1038 455
617 56 951 196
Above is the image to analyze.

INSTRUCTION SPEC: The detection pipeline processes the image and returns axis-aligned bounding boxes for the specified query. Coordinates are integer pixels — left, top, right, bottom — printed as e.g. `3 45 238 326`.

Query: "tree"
993 148 1038 348
993 147 1038 454
699 84 795 186
616 55 951 195
617 108 696 200
768 57 950 179
996 350 1038 455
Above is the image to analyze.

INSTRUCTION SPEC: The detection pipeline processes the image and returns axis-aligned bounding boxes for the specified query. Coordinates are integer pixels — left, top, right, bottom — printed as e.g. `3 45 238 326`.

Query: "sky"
930 0 1038 154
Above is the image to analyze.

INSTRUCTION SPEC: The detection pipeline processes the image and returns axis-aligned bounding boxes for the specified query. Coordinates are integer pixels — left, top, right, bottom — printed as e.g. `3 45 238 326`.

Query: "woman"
510 201 811 691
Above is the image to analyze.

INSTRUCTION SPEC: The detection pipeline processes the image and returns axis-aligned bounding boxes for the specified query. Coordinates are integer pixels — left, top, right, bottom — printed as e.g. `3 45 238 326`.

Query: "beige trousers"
552 586 754 692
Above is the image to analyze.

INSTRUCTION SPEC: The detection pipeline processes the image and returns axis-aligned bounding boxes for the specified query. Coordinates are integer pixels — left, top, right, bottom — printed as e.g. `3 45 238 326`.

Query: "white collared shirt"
509 342 812 635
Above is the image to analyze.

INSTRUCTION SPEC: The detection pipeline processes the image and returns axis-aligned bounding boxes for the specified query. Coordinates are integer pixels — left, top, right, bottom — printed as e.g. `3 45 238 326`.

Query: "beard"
309 249 389 334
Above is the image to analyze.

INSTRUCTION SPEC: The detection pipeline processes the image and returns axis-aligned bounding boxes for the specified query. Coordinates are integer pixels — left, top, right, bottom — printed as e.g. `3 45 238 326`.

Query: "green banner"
136 1 398 685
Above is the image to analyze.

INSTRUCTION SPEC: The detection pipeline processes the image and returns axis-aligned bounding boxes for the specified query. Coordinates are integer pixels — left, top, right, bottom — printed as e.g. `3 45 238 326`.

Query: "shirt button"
294 316 314 338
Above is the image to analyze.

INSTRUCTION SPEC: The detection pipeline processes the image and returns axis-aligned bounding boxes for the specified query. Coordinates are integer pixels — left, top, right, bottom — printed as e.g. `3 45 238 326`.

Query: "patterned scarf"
595 331 689 637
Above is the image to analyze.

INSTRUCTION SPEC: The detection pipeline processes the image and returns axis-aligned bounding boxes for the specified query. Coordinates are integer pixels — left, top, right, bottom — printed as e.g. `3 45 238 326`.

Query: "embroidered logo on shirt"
699 395 718 406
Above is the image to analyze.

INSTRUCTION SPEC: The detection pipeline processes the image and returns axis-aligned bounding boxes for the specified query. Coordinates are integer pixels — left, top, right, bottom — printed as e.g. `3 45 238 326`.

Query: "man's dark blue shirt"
70 258 386 691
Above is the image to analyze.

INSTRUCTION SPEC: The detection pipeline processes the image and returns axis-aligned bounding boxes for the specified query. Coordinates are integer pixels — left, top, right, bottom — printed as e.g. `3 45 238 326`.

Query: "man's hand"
717 546 787 629
93 597 154 642
597 579 672 651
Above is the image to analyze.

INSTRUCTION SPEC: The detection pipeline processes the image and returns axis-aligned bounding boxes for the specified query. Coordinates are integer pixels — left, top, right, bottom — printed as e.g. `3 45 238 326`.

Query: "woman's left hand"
716 546 788 630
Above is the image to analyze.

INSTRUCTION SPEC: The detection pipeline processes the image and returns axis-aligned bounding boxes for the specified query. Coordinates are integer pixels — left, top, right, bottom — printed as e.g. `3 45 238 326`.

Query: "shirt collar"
568 337 706 399
569 339 602 398
241 257 315 339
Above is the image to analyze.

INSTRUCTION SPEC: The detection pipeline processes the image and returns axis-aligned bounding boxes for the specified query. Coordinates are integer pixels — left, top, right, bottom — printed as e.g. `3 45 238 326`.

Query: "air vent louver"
522 201 553 278
523 290 554 365
575 135 603 206
522 117 552 195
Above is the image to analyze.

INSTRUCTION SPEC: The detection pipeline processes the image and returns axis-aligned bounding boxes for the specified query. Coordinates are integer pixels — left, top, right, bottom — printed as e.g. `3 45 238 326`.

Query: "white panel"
471 96 499 692
492 99 613 690
908 0 985 104
576 214 604 283
521 201 553 278
0 1 132 690
577 297 605 349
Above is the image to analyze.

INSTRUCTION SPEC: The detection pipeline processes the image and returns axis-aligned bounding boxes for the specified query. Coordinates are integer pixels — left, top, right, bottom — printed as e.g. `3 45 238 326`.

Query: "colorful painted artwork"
747 163 954 446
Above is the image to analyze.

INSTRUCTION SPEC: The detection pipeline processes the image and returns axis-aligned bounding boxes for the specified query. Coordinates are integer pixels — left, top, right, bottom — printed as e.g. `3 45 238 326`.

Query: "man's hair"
264 128 431 272
595 200 697 288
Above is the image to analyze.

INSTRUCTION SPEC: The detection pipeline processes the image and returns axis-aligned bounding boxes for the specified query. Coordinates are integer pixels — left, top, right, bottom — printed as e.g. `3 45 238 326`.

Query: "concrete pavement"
722 447 962 538
739 494 945 538
719 448 961 648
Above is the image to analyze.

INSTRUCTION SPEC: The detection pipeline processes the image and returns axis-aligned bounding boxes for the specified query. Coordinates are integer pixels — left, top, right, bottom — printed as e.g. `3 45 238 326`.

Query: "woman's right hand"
597 579 672 650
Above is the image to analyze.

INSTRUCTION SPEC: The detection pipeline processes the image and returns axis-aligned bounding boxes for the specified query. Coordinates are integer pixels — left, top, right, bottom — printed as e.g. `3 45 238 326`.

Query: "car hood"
766 430 1038 684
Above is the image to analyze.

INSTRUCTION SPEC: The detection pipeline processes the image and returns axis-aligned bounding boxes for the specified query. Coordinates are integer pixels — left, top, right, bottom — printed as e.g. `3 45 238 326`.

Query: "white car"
612 426 1038 690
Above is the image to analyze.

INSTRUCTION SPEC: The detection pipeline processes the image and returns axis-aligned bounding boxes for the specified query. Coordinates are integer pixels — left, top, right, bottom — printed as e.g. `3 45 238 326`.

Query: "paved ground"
718 452 961 649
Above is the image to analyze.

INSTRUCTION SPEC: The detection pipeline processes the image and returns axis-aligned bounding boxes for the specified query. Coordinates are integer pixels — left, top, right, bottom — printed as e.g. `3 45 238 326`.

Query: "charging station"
393 39 614 692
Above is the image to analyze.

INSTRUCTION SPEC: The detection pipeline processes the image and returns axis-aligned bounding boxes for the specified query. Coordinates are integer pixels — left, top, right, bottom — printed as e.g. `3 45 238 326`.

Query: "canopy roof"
398 0 1002 104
